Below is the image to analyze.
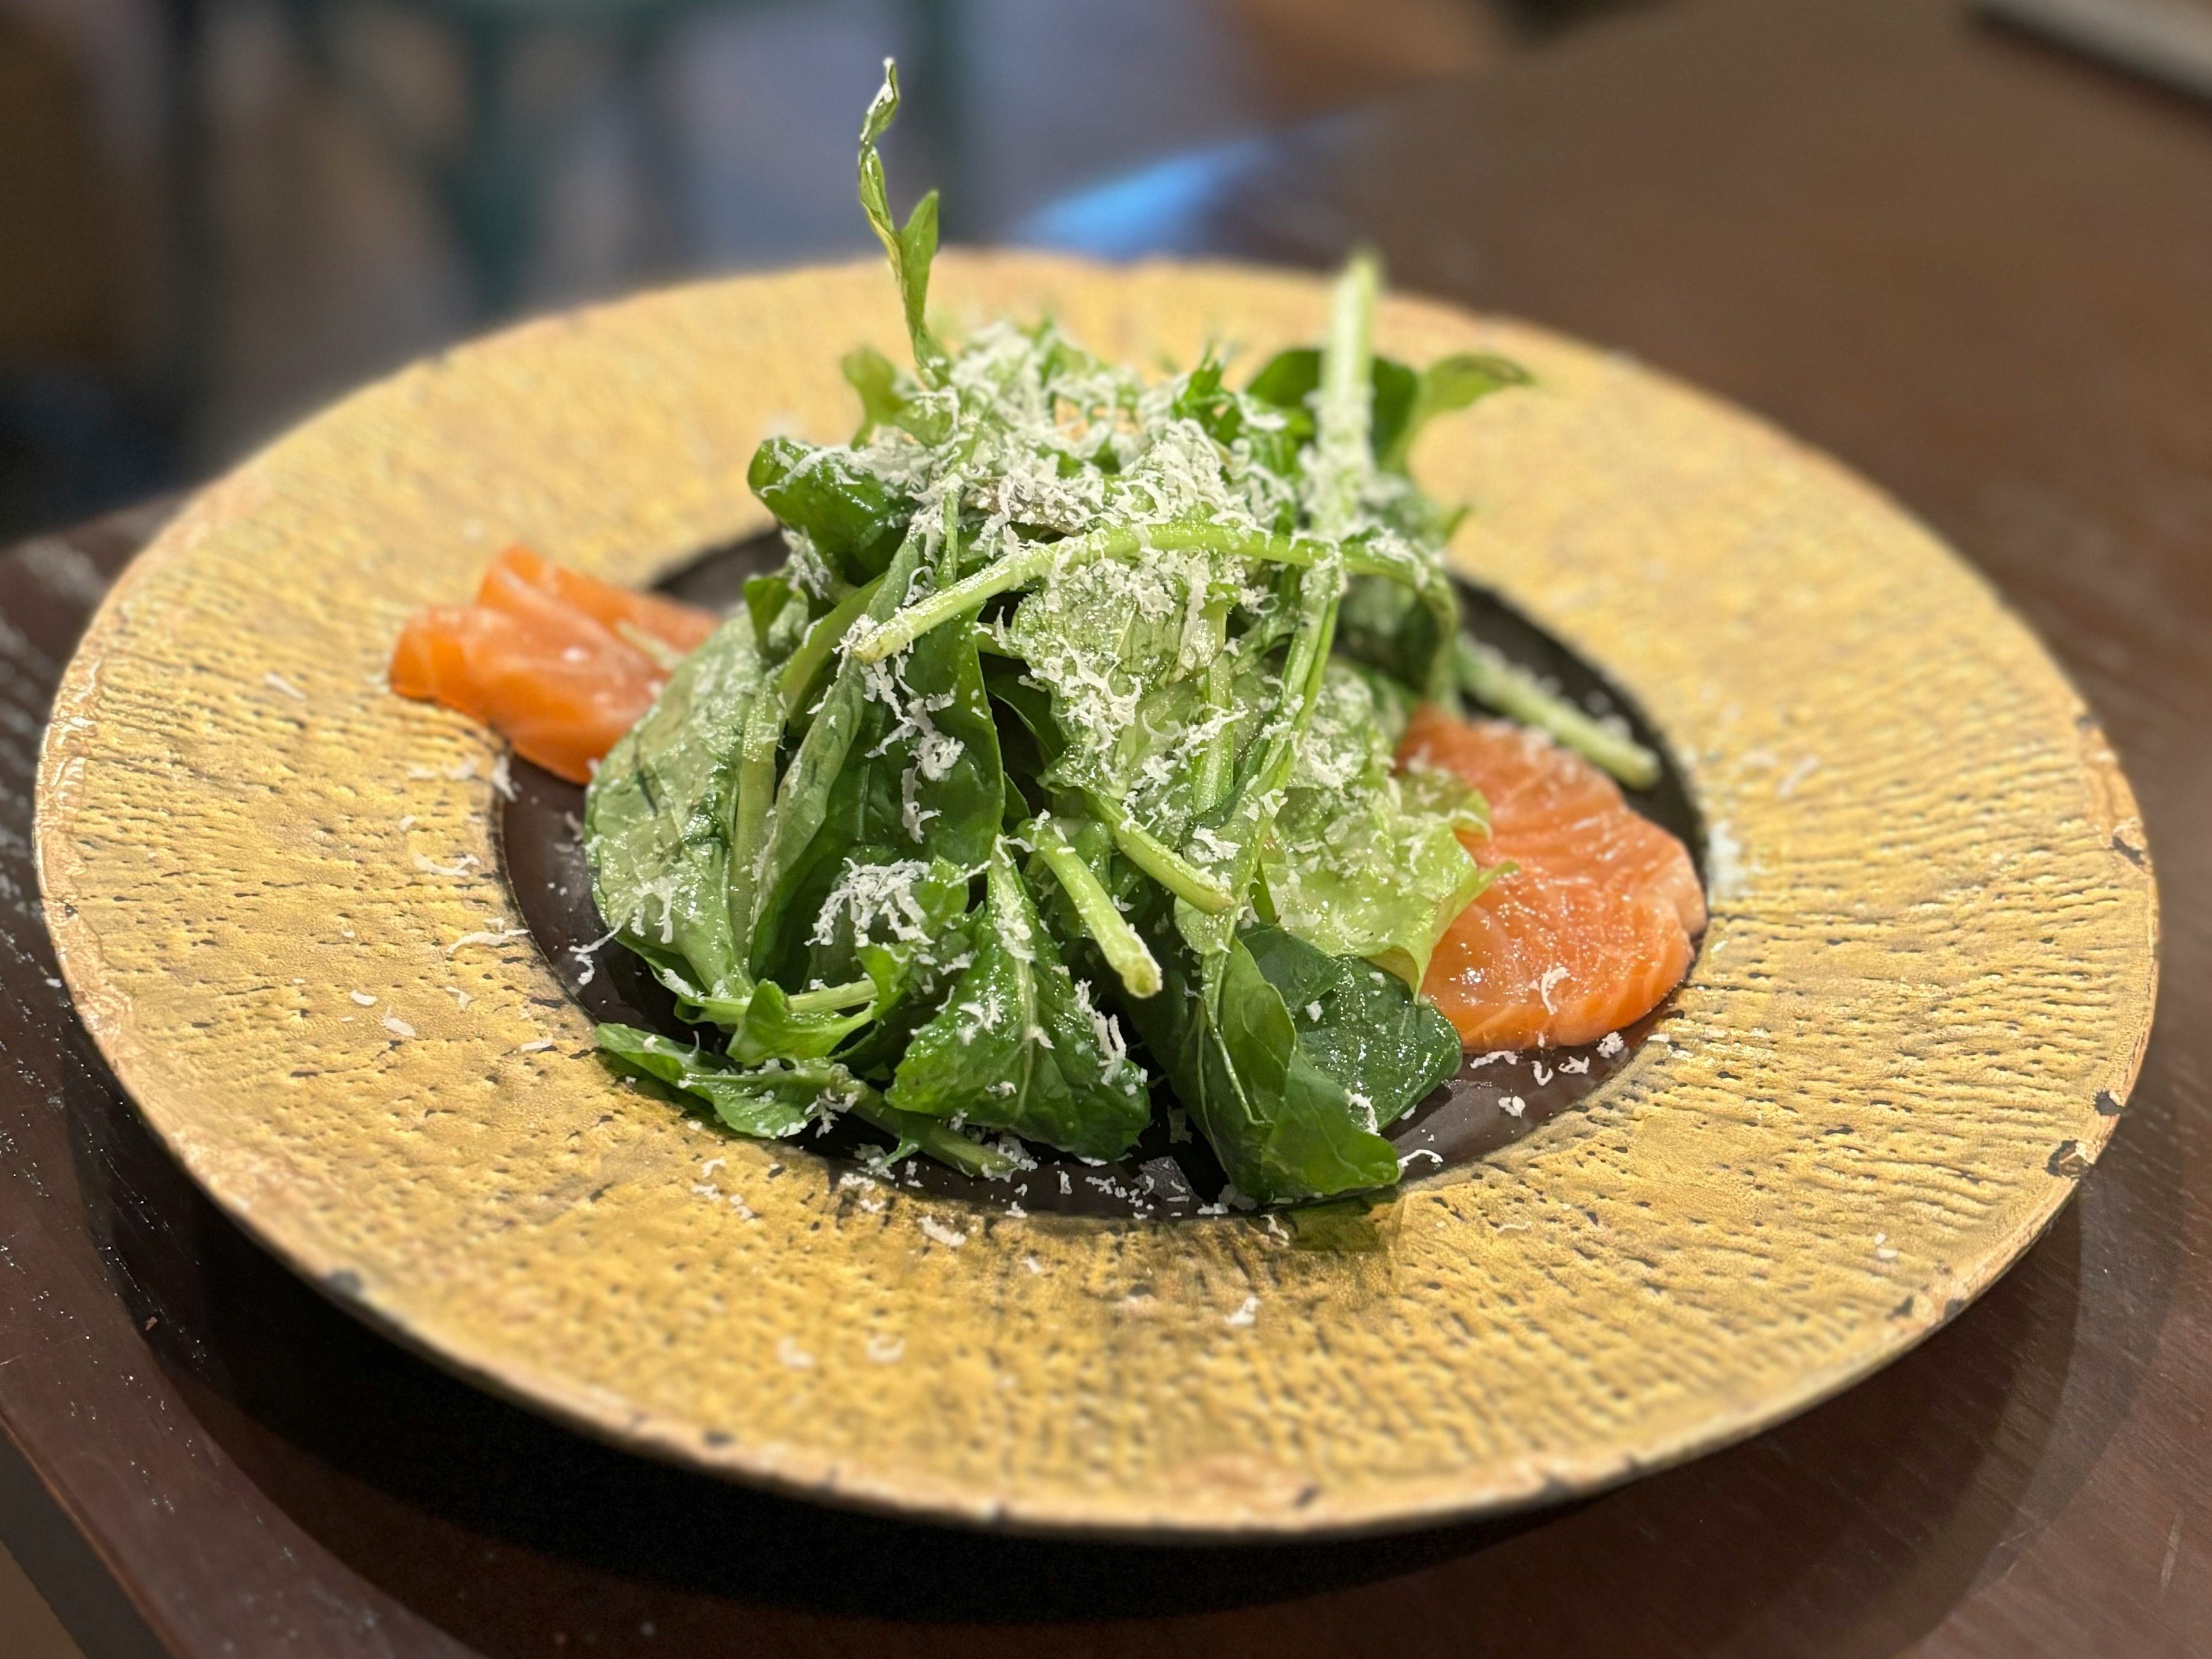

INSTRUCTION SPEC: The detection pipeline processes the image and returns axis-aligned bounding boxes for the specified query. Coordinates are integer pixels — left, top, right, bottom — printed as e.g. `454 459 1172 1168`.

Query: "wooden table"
2 0 2206 1652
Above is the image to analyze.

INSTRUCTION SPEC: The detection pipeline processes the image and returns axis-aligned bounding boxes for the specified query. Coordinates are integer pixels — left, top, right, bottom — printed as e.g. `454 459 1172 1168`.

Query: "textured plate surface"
34 252 2157 1536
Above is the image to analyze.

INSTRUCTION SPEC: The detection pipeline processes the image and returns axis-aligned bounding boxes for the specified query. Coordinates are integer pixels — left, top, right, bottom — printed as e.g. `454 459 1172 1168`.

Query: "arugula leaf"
885 839 1150 1160
842 344 952 447
584 615 767 1025
1122 931 1402 1204
599 1024 1016 1175
842 345 905 444
1243 347 1322 411
1245 347 1528 477
1243 348 1415 472
835 934 976 1083
1242 925 1460 1128
1332 571 1439 695
595 1024 813 1138
800 855 971 991
798 855 976 1081
728 980 874 1066
857 59 949 386
1380 352 1531 473
981 658 1063 792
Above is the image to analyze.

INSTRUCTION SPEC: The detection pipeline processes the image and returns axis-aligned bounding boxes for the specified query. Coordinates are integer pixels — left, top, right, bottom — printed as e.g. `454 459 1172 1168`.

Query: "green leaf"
1379 352 1532 472
1250 346 1416 468
597 1023 1015 1176
842 344 904 444
1242 925 1461 1128
886 840 1151 1161
748 535 924 975
801 855 976 1081
584 615 767 1025
801 855 972 988
842 344 952 446
857 60 949 385
742 571 807 662
1122 931 1401 1205
1259 661 1491 988
728 980 873 1066
1247 344 1525 475
595 1024 814 1139
1243 347 1321 411
981 658 1064 783
751 533 1004 987
1366 358 1423 472
747 436 915 586
1332 571 1438 694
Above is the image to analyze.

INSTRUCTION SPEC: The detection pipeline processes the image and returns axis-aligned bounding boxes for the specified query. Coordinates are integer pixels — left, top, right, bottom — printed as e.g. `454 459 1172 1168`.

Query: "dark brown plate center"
497 536 1704 1218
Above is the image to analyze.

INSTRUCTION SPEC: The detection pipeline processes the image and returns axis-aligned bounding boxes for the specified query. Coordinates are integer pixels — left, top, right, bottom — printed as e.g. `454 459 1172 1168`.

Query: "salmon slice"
390 548 717 784
1400 705 1704 1049
476 546 718 660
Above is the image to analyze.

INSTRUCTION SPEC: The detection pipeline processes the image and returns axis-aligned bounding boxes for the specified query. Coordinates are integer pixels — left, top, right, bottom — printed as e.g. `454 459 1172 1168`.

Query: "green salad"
585 64 1619 1205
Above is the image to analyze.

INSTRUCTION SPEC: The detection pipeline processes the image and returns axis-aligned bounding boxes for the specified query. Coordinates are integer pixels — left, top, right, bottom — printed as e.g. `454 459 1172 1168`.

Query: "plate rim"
34 249 2160 1537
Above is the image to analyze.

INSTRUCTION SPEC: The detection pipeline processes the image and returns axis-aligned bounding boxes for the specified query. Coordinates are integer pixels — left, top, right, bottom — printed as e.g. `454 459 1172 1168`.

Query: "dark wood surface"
2 0 2207 1652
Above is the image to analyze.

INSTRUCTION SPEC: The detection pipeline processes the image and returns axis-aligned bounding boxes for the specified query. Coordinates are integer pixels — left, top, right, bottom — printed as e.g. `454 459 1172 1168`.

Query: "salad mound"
393 62 1694 1206
585 65 1543 1204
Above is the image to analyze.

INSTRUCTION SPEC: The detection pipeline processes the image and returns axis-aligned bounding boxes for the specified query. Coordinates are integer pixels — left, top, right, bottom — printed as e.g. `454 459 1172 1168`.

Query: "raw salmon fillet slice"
1400 706 1704 1050
391 548 717 784
475 546 718 658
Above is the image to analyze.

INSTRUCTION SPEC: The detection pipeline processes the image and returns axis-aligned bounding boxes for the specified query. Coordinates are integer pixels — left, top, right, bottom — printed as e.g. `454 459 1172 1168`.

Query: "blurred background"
0 0 1662 542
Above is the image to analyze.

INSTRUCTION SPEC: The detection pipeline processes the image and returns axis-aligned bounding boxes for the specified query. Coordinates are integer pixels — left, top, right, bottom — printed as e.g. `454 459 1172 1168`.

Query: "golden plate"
35 253 2157 1535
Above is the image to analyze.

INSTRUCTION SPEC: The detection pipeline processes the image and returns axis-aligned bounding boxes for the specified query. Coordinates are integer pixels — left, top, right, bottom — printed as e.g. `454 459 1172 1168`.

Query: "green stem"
787 978 877 1015
726 690 782 960
850 538 1069 663
1453 636 1662 790
849 520 1331 664
851 1094 1017 1178
1030 818 1163 998
722 578 883 958
1192 653 1236 817
1309 251 1380 541
760 1054 1016 1178
1417 570 1463 706
1176 555 1346 956
779 576 882 718
1256 562 1346 801
1084 791 1235 915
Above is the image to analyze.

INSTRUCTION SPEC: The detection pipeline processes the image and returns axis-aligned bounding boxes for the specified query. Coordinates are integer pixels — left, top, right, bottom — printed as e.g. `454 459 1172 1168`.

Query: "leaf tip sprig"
857 58 950 388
